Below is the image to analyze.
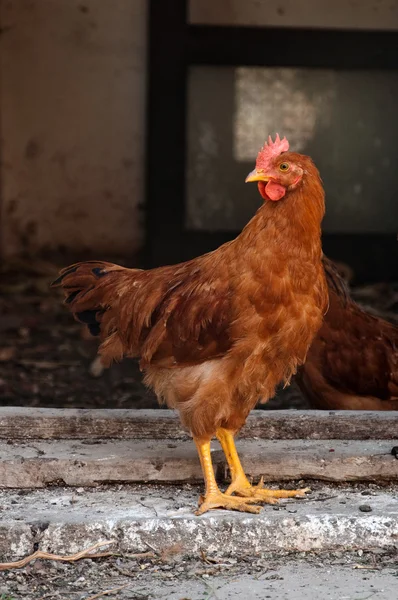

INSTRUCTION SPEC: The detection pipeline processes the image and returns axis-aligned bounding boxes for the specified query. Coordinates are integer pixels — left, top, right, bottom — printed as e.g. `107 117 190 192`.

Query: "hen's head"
246 134 305 202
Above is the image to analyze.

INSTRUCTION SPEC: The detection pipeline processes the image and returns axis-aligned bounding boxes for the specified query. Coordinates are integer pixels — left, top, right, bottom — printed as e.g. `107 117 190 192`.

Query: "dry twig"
0 540 115 571
111 551 155 560
200 549 219 564
143 541 158 554
123 551 155 560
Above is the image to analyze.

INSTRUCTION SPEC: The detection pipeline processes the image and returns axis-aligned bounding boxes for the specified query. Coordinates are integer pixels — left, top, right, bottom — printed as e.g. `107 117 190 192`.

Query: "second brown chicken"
296 256 398 410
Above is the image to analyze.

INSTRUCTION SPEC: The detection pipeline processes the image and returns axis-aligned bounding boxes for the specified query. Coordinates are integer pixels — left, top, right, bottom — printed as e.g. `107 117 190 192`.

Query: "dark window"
146 0 398 282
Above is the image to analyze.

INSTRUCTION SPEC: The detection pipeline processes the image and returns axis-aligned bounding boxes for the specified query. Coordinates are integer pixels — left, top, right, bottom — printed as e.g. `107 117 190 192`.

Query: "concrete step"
1 483 398 561
1 439 397 488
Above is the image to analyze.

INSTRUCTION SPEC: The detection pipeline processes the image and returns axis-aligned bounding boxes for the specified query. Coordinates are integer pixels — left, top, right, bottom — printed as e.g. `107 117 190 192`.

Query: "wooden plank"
0 439 396 488
0 408 397 441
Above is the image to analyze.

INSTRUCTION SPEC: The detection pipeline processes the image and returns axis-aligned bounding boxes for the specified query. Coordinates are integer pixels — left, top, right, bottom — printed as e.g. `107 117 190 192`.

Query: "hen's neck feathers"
236 165 325 261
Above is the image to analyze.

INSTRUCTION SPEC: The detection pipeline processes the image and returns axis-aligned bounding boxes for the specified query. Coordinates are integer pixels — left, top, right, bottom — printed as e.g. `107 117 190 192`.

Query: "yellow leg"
193 438 262 515
216 428 310 504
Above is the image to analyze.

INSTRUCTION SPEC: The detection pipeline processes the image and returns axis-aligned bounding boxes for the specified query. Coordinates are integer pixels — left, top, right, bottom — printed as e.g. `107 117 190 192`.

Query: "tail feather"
51 260 134 363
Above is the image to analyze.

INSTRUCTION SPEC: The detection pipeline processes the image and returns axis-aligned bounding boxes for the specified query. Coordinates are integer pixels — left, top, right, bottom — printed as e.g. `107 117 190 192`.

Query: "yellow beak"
245 169 270 183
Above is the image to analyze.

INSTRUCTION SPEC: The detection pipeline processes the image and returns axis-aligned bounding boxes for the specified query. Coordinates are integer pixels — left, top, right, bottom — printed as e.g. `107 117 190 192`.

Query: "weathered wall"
190 0 398 30
1 0 146 258
0 0 396 258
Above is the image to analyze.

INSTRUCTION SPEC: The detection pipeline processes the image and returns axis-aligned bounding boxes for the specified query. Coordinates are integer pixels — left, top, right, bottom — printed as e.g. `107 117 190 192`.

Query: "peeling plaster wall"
1 0 146 258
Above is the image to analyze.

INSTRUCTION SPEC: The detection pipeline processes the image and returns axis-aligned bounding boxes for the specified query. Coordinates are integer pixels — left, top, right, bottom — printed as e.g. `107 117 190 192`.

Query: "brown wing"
53 253 234 369
134 256 234 368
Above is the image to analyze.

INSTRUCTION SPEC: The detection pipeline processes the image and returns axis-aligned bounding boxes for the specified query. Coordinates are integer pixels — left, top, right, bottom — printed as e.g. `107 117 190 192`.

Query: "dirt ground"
0 258 162 410
1 548 397 600
0 257 397 411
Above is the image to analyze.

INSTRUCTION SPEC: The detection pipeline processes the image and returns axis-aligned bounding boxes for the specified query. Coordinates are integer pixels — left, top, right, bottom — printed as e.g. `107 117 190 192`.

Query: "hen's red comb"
256 134 289 170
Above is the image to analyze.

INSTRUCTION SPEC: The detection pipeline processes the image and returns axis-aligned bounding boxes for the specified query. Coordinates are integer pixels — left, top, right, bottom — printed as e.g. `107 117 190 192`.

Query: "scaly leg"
194 438 262 515
216 428 310 503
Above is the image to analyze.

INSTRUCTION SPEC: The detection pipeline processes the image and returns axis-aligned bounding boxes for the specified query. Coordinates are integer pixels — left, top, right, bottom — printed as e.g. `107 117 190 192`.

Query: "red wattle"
265 180 286 201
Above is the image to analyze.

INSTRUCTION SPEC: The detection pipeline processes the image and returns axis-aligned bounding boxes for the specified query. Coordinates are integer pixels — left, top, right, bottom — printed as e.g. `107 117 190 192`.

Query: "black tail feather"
51 266 78 287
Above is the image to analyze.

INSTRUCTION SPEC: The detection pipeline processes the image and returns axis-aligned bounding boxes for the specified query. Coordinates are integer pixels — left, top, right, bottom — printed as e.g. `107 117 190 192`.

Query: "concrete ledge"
1 485 397 561
1 408 398 440
1 439 397 488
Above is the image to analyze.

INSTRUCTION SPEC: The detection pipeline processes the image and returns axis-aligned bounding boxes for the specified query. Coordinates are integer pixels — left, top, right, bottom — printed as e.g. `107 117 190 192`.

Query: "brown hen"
297 256 398 410
52 135 328 514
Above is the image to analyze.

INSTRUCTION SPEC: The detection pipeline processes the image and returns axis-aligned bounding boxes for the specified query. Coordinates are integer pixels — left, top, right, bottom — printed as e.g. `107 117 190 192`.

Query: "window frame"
145 0 398 282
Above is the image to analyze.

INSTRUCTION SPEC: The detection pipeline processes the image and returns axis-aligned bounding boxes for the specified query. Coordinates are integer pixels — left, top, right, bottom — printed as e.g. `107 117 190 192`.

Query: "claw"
195 492 263 515
229 476 311 504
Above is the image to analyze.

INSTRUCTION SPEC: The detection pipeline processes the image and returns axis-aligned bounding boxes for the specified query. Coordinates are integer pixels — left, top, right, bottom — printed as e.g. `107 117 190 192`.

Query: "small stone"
18 327 30 339
359 504 372 512
391 446 398 458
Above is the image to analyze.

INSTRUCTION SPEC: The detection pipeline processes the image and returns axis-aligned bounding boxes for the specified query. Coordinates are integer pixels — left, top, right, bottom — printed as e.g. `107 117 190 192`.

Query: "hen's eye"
279 162 290 172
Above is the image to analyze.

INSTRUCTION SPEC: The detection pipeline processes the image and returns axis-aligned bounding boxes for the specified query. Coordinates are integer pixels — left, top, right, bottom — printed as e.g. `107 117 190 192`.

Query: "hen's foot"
195 491 262 515
227 476 311 505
